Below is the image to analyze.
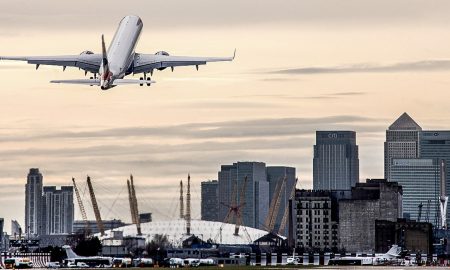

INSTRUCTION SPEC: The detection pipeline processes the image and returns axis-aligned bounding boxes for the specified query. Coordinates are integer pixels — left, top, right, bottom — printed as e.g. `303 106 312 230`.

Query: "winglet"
232 49 236 60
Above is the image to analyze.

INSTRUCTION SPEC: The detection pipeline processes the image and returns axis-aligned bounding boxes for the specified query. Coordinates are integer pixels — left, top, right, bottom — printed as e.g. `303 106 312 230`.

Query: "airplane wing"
133 50 235 74
0 53 102 74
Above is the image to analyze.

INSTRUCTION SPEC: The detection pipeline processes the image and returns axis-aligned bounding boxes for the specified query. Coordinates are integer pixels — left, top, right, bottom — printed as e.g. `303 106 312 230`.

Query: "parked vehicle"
45 262 61 268
4 258 33 269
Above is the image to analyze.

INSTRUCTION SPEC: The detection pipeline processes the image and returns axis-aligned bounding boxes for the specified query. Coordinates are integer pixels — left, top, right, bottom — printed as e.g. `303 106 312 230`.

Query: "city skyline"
3 0 450 233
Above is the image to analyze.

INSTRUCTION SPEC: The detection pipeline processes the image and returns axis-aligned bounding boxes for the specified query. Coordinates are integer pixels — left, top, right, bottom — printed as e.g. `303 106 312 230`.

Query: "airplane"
327 245 403 266
62 245 113 267
0 15 235 90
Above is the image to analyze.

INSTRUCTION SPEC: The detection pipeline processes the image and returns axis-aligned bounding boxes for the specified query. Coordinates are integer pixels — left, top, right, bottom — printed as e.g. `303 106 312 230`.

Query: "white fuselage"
101 15 142 89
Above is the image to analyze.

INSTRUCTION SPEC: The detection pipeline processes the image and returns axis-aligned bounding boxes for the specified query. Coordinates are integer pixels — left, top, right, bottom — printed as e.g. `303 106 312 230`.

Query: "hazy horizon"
2 0 450 233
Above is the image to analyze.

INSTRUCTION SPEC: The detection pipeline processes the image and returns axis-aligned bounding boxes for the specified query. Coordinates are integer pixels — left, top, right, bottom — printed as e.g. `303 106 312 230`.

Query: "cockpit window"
137 18 142 26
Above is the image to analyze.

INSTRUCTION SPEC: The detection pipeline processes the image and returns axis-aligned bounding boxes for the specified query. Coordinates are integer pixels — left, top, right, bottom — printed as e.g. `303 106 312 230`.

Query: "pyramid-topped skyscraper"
384 112 422 180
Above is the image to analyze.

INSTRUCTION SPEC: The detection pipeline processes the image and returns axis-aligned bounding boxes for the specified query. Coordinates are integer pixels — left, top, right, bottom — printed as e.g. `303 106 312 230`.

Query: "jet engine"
155 51 169 70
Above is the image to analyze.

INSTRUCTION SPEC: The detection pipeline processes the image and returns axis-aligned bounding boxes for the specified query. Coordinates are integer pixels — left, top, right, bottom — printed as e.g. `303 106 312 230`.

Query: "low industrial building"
375 219 433 254
338 179 403 253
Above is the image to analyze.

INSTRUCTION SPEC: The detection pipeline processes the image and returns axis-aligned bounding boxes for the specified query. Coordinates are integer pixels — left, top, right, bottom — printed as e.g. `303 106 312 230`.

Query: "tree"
74 237 102 256
145 234 170 261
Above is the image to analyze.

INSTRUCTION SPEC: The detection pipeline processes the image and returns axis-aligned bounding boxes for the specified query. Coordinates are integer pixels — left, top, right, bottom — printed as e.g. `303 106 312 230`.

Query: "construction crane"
278 178 298 235
130 174 142 235
86 175 105 236
418 202 423 222
72 177 90 236
215 176 252 243
264 176 287 232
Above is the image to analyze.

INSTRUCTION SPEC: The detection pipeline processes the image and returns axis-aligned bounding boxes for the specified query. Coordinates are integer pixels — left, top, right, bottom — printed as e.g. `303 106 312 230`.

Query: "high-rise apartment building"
384 113 422 181
266 166 296 235
313 131 359 190
217 162 269 229
42 186 74 235
25 168 43 236
201 180 219 222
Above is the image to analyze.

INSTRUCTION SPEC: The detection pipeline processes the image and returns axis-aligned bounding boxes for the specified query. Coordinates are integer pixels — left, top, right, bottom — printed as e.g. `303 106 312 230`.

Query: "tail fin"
62 245 81 259
101 34 109 72
386 245 402 257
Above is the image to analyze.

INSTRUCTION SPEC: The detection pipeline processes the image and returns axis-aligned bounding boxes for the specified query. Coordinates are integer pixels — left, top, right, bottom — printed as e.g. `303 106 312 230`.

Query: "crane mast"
130 174 142 235
278 178 298 235
264 176 287 232
127 179 137 224
72 177 89 235
86 175 105 236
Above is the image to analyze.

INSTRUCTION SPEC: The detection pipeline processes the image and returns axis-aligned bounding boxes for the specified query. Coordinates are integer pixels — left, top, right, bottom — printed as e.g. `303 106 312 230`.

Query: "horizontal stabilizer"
50 79 100 86
112 79 156 85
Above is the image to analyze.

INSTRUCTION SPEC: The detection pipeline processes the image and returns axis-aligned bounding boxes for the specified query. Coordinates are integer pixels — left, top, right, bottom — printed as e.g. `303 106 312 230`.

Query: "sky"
2 0 450 232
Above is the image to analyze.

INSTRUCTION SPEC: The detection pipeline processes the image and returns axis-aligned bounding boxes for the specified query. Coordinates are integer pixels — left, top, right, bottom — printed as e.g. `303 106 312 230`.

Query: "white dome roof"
98 219 270 246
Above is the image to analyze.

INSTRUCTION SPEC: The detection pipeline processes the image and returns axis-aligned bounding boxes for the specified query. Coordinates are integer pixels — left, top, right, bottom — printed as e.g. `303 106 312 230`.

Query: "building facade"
201 180 219 222
390 158 441 227
295 190 339 251
420 130 450 225
266 166 296 235
313 131 359 190
375 219 432 254
384 113 422 181
217 162 269 230
339 179 403 253
42 186 74 235
25 168 43 236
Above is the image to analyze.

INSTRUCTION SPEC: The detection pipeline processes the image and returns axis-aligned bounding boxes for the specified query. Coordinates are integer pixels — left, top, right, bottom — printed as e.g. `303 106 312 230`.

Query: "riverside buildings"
42 186 74 235
25 168 43 236
215 162 296 232
24 168 74 236
217 162 270 230
313 131 359 190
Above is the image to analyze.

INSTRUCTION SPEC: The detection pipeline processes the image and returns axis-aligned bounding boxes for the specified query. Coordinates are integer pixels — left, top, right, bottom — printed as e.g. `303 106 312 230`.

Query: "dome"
97 219 271 246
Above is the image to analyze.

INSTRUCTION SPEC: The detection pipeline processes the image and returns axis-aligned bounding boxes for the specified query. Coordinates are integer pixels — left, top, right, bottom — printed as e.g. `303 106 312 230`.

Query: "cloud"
271 60 450 75
0 115 384 143
2 0 450 31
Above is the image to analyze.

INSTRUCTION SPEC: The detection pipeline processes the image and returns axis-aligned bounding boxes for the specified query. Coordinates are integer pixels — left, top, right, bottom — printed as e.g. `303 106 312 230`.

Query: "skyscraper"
217 162 269 229
384 113 422 181
389 159 440 227
420 130 450 225
313 131 359 190
25 168 43 236
266 166 296 234
201 180 219 222
42 186 74 235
